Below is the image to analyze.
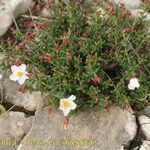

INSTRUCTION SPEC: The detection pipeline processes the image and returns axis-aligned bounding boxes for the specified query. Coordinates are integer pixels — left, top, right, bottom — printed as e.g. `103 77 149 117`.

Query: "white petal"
11 65 19 72
60 99 65 103
19 64 26 72
63 108 71 117
68 95 76 101
9 74 19 81
70 101 77 110
128 83 135 90
59 102 65 110
59 99 66 110
130 78 138 84
128 77 140 90
18 76 27 85
134 82 140 88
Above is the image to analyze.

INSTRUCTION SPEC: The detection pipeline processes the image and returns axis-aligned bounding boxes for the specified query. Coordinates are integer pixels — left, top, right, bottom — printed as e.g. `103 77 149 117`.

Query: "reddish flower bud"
46 55 53 62
63 117 69 130
111 11 116 16
15 60 24 66
122 11 131 18
82 32 89 38
27 20 36 29
67 53 73 61
107 5 114 14
92 75 101 85
27 32 36 42
36 23 46 30
31 1 36 9
26 73 33 78
48 107 52 114
63 39 72 46
38 55 52 62
16 42 26 50
46 2 55 9
124 100 130 110
37 3 43 13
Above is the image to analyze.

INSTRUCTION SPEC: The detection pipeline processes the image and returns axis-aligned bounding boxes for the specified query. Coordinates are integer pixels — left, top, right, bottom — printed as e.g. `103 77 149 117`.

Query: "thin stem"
27 5 38 32
11 14 20 32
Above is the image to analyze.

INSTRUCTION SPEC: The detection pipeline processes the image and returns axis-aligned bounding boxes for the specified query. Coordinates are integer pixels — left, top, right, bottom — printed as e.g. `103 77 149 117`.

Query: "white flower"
128 77 140 90
59 95 77 116
9 64 29 85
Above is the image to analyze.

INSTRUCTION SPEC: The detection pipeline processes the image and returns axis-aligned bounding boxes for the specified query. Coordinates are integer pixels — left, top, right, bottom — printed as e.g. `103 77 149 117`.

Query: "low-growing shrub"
0 1 150 113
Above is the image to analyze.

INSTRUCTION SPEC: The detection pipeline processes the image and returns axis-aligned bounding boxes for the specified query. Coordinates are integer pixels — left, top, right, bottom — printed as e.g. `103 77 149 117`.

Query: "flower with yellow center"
59 95 77 116
9 64 29 85
16 72 24 77
63 101 71 108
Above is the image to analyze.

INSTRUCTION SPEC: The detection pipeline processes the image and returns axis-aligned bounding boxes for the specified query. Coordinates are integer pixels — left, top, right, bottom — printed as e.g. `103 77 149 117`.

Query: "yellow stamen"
17 71 24 77
63 100 71 108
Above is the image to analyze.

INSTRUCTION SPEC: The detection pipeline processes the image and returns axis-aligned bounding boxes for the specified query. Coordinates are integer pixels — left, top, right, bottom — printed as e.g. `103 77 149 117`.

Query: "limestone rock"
0 72 43 111
0 1 12 37
17 104 137 150
140 141 150 150
144 13 150 20
139 115 150 140
0 0 32 37
10 0 32 18
0 111 33 150
111 0 142 9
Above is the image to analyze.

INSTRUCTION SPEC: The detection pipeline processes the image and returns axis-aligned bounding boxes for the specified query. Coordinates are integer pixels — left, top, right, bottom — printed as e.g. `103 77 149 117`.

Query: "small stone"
139 115 150 140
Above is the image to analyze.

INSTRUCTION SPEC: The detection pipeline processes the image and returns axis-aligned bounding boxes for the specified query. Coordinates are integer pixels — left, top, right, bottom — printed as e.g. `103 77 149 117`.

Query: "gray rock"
0 111 33 150
0 72 43 111
0 0 32 37
140 141 150 150
0 1 12 37
17 104 137 150
139 115 150 140
111 0 142 9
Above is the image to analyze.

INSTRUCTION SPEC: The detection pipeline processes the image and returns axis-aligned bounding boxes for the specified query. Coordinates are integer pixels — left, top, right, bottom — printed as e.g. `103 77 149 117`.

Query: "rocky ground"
0 0 150 150
0 77 150 150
